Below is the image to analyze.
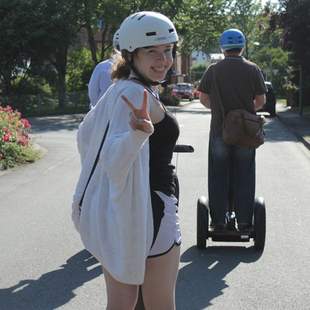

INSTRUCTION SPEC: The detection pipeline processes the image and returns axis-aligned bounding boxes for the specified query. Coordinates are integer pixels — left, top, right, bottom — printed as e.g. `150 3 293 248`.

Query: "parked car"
172 83 194 101
260 81 276 117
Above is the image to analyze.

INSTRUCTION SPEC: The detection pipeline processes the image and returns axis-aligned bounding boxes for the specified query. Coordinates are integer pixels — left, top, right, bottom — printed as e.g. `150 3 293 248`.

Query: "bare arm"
199 92 211 109
254 94 266 111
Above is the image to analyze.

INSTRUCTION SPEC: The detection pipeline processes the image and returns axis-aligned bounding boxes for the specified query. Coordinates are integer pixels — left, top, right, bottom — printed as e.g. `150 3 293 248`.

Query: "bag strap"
129 77 168 112
212 67 226 119
129 77 160 100
79 122 110 206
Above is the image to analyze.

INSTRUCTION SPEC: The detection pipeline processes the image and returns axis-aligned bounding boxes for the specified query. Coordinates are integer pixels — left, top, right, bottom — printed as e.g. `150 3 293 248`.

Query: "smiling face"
133 44 174 82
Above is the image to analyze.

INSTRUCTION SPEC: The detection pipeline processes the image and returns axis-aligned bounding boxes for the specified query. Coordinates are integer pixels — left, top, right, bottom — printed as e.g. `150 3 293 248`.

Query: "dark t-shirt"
198 56 267 135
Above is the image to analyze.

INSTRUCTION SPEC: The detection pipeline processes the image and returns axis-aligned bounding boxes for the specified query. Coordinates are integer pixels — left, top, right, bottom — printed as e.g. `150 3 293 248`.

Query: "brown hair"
111 51 134 80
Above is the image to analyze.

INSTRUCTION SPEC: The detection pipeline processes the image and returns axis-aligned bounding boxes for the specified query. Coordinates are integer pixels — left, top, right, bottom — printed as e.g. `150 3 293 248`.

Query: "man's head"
220 28 245 56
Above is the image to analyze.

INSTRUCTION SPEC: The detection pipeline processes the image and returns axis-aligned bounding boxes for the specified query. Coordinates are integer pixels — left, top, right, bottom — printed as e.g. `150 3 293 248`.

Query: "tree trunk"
55 46 68 109
100 24 112 60
1 70 13 96
57 71 67 109
86 23 98 64
82 0 97 65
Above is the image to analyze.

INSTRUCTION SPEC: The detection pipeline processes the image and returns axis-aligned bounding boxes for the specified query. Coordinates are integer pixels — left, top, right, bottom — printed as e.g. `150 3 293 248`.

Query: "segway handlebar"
173 144 194 153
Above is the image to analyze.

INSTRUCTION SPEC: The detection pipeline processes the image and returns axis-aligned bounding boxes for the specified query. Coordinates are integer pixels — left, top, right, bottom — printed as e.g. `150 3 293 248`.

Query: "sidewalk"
276 104 310 150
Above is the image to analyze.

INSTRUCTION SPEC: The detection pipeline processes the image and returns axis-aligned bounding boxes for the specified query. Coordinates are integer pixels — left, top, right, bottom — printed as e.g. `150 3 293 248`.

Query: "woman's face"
133 44 174 82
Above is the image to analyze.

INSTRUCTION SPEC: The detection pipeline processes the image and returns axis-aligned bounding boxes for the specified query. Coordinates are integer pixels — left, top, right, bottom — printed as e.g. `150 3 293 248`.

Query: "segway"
196 166 266 251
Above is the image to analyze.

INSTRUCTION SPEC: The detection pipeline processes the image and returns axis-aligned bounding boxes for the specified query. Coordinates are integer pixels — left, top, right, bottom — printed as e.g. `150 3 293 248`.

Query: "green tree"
67 48 94 92
0 0 38 95
79 0 185 65
0 0 82 108
279 0 310 105
29 0 81 108
227 0 262 58
176 0 230 54
246 3 289 96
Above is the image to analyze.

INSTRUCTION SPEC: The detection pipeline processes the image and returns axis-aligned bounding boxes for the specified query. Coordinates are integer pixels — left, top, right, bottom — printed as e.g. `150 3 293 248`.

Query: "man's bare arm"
199 92 211 109
254 94 266 111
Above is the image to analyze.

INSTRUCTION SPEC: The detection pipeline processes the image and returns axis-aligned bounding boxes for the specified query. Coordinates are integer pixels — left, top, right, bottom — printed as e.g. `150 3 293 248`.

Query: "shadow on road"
0 249 101 310
29 114 84 134
176 245 262 309
263 117 297 144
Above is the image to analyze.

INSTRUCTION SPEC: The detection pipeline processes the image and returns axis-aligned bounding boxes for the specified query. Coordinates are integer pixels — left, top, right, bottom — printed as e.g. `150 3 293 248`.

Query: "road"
0 101 309 309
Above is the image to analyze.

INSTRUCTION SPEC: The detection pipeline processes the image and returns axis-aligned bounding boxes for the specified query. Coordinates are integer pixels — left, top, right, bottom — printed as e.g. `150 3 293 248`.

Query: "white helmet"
119 11 178 52
113 29 120 51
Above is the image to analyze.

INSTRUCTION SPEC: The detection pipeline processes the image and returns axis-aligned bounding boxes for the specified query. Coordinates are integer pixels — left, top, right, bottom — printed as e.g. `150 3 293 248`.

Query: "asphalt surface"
0 101 310 309
276 104 310 150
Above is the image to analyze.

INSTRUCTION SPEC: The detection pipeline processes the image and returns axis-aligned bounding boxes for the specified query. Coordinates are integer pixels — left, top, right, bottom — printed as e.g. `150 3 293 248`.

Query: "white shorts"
148 191 181 257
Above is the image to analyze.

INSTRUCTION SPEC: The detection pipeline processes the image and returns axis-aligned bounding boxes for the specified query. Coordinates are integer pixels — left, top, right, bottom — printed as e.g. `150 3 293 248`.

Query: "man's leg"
208 134 231 226
232 146 256 227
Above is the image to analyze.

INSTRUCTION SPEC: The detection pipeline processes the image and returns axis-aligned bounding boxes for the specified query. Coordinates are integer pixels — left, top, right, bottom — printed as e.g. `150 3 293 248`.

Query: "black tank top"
149 110 180 195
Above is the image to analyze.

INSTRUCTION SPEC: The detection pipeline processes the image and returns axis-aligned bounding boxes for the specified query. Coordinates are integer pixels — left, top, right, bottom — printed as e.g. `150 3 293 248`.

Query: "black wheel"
267 104 276 117
254 197 266 251
197 196 209 249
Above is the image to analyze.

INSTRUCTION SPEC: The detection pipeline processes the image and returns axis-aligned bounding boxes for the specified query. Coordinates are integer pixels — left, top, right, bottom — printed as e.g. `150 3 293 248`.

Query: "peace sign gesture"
121 89 154 134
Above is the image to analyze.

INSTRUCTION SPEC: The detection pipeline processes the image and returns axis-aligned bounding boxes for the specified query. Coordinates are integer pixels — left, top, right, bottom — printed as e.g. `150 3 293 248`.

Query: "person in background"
72 11 181 310
87 30 120 108
198 28 267 232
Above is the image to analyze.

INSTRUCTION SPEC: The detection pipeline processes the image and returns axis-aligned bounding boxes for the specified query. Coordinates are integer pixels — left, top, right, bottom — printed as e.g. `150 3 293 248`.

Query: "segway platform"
196 196 266 251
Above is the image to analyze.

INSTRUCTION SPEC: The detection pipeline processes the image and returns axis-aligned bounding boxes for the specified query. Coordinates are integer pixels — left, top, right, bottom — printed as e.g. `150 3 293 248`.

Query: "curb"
277 114 310 151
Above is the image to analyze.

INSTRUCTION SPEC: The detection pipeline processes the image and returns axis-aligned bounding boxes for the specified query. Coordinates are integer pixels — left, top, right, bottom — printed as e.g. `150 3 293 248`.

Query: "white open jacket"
72 80 155 284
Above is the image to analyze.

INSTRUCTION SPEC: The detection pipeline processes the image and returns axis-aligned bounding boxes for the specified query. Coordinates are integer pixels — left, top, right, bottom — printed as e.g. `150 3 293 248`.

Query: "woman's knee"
106 286 138 310
103 268 139 310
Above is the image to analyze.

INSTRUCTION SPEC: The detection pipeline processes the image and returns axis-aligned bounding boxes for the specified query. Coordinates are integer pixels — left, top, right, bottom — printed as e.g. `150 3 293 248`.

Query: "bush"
0 105 41 169
67 48 94 92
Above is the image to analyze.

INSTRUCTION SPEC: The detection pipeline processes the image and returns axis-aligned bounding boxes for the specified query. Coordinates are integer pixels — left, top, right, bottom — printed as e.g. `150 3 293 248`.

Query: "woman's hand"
121 89 154 134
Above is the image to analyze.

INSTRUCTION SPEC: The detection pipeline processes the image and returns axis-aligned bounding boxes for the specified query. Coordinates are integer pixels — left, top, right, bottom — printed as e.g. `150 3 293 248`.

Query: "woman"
72 11 180 310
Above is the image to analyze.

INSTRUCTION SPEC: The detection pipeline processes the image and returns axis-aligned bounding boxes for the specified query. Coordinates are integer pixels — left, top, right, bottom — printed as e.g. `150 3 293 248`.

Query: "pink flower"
20 118 31 129
18 135 29 146
4 106 13 113
2 133 11 142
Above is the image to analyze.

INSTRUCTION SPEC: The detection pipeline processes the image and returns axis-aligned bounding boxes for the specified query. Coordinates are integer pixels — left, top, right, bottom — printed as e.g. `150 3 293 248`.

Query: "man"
198 28 267 231
88 30 120 108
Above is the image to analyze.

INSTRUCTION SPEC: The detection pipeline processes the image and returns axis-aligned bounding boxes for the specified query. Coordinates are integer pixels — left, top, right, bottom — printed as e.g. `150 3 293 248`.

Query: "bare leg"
142 245 180 310
102 267 139 310
135 287 145 310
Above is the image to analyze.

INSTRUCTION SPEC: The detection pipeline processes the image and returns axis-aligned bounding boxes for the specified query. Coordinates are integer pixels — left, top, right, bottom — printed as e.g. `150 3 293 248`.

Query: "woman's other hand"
121 89 154 134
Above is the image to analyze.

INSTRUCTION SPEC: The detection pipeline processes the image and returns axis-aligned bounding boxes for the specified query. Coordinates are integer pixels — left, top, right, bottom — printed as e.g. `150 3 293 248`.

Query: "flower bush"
0 105 40 169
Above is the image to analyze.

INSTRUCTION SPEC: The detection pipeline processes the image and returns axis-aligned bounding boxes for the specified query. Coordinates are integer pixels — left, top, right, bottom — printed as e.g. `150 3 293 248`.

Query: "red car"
172 83 194 101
